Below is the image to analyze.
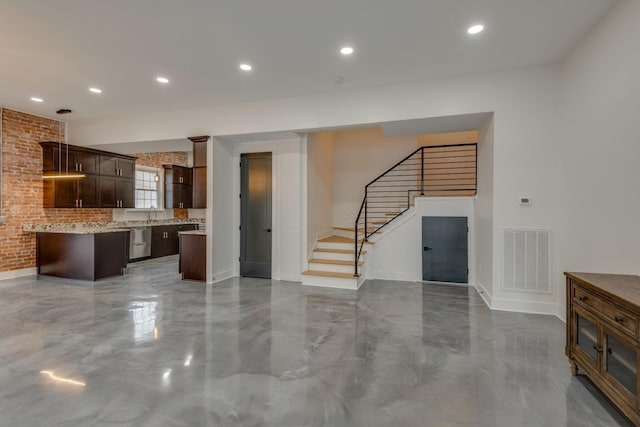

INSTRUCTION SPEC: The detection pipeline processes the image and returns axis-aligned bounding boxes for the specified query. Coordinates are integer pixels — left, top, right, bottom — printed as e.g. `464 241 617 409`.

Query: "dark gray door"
422 216 468 283
240 153 272 278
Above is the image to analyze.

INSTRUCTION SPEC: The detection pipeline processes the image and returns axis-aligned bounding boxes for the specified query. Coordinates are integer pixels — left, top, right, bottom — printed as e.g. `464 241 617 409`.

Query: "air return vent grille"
502 228 550 293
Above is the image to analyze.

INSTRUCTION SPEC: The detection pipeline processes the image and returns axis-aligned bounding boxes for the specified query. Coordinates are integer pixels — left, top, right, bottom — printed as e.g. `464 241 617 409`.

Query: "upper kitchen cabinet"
164 164 192 186
40 142 137 208
189 135 209 208
99 155 135 179
41 142 100 175
163 165 193 209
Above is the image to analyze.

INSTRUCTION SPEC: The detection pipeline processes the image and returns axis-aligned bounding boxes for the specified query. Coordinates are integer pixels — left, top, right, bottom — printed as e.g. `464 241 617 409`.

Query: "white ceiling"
0 0 616 121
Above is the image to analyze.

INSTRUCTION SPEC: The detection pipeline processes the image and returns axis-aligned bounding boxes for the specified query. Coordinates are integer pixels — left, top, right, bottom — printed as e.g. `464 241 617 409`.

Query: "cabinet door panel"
75 151 100 174
193 167 206 208
573 307 600 368
79 175 100 208
99 156 119 176
193 142 207 167
100 176 119 208
118 159 136 179
181 185 193 209
118 178 135 208
604 328 638 401
53 179 78 208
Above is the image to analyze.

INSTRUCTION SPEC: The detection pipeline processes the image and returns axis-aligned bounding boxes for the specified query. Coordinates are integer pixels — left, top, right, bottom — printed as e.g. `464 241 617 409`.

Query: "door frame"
232 143 280 280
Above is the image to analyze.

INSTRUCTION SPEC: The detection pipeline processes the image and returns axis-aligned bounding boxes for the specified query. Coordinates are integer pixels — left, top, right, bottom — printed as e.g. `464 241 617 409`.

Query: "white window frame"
131 165 164 211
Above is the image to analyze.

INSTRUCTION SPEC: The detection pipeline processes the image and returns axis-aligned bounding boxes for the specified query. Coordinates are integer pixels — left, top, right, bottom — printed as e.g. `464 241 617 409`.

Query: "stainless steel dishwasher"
129 227 152 260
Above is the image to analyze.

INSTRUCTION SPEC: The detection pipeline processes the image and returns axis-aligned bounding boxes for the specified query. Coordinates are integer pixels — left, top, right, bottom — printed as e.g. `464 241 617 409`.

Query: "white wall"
371 197 475 283
556 0 640 315
306 132 334 256
332 128 417 226
474 116 494 302
210 138 234 283
231 138 305 282
69 63 564 314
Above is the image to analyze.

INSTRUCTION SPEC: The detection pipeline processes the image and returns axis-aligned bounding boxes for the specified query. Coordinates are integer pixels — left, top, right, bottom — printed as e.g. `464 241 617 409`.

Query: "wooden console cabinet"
565 272 640 425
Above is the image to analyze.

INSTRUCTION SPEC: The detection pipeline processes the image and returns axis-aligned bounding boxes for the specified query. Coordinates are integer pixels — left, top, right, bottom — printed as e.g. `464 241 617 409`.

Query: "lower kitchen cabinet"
179 231 206 281
151 224 197 258
37 231 129 281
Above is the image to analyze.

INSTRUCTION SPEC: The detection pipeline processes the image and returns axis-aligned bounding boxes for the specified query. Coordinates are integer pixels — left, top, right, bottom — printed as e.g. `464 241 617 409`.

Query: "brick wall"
131 151 188 169
0 109 113 272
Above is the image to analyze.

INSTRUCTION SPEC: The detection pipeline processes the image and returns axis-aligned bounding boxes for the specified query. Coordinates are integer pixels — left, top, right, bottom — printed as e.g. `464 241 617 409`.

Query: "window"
135 167 160 209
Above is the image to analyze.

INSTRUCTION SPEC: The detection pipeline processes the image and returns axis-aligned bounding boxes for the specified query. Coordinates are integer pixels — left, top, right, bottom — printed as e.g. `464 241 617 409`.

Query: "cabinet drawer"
573 284 638 338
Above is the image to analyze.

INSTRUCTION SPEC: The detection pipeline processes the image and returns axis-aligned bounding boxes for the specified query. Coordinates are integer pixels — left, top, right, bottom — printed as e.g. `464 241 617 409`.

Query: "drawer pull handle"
592 344 603 353
614 315 624 323
578 295 587 301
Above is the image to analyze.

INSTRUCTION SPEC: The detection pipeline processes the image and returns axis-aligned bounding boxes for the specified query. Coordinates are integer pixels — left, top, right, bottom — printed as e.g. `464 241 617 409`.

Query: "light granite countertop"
23 218 204 234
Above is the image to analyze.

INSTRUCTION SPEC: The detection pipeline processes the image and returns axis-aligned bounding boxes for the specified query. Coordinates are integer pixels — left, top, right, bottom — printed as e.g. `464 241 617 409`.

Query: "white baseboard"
209 270 233 284
373 271 419 282
0 267 37 282
474 280 493 309
491 297 560 317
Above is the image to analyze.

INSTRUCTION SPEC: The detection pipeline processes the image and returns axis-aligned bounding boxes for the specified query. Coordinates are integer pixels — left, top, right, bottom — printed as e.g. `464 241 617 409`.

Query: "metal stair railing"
353 143 477 276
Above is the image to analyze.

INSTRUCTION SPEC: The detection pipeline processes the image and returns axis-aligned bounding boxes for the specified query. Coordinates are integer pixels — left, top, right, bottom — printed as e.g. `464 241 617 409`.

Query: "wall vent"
502 228 550 293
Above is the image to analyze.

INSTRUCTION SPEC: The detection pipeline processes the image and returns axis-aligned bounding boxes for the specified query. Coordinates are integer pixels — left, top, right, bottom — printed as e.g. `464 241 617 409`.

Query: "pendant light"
42 121 86 179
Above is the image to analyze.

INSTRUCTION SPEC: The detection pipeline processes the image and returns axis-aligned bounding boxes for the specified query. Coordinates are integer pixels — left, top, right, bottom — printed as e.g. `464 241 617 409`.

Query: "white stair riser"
308 262 358 274
301 275 361 290
333 229 363 239
312 251 362 261
317 241 354 251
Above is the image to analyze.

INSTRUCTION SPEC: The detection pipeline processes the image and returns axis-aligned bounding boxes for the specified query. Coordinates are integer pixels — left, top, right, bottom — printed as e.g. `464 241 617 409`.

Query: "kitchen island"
36 229 130 281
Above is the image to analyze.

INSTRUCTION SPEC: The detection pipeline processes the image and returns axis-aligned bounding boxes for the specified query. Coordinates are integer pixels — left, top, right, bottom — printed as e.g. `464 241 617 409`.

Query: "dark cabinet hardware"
578 295 587 301
424 246 432 251
615 315 624 323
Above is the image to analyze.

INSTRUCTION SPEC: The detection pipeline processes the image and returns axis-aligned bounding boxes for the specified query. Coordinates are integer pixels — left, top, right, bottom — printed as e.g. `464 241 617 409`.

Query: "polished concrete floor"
0 256 632 427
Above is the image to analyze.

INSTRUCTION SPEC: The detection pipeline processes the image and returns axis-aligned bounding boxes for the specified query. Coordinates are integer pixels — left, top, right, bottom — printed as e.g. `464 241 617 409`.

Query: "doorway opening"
240 152 273 278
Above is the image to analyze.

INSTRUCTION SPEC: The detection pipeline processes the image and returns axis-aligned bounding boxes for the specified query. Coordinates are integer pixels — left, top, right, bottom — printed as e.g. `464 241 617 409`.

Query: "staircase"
302 143 477 290
301 229 377 290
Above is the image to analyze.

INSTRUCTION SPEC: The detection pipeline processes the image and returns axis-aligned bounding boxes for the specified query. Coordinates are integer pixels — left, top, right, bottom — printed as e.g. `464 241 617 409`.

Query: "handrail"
353 143 477 277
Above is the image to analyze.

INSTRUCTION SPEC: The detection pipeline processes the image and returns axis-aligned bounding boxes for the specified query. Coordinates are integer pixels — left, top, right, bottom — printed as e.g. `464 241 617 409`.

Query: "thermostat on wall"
519 197 532 206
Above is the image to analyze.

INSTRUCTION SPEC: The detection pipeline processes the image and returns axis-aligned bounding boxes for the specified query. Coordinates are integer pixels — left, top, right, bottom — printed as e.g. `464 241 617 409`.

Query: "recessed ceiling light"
467 24 484 35
30 97 44 103
239 63 252 71
340 46 354 55
156 77 169 84
89 87 102 94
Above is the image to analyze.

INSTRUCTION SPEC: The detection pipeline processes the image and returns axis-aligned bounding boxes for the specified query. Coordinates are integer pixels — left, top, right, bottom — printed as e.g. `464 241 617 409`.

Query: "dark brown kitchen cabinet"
100 176 134 208
193 167 207 209
179 232 206 281
40 142 136 209
164 165 192 186
151 224 197 258
41 142 100 175
164 165 193 209
99 155 135 178
42 174 100 208
191 138 207 208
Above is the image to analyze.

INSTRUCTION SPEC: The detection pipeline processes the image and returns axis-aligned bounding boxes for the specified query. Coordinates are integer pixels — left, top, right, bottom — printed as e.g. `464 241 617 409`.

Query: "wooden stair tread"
334 226 382 234
309 258 364 266
314 248 367 255
302 270 359 279
319 236 373 245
